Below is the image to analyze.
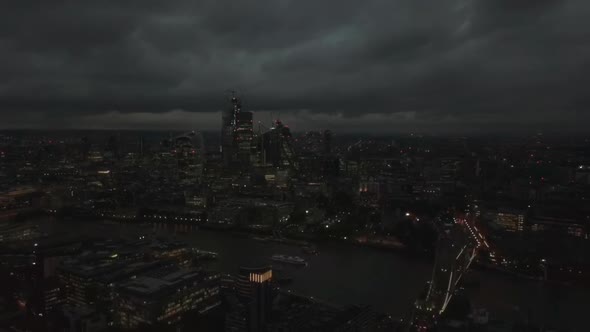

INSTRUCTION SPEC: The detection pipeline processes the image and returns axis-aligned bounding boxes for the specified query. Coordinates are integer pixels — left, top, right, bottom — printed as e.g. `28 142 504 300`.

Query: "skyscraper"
172 131 205 185
221 92 242 167
234 266 273 332
261 120 297 170
235 111 254 165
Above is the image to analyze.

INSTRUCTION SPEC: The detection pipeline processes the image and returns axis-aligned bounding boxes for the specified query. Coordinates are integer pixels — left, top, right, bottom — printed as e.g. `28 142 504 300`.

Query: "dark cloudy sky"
1 0 589 133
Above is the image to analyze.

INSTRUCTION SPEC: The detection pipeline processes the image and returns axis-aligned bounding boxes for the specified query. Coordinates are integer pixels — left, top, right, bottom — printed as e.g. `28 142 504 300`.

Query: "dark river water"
35 218 589 331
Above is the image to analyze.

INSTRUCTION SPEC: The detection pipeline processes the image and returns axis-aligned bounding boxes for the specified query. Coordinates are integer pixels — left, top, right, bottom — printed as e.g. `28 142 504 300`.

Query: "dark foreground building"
116 268 221 329
225 266 273 332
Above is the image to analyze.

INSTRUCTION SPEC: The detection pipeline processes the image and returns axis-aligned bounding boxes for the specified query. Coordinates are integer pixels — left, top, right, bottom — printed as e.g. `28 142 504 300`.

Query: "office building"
172 131 205 185
261 120 297 170
495 208 526 232
235 111 254 165
221 93 242 166
116 268 221 329
227 266 273 332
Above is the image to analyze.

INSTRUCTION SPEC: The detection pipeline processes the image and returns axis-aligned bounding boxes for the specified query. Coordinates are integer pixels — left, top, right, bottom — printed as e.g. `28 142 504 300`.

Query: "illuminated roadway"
408 216 480 331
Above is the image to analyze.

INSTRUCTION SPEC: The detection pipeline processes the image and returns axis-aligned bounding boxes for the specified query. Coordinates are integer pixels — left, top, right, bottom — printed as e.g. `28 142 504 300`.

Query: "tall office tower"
236 266 273 332
235 111 254 165
261 120 297 170
172 131 205 185
221 93 241 166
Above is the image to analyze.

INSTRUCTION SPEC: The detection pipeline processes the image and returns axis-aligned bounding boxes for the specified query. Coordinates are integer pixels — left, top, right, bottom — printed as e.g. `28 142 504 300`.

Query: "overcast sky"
1 0 588 133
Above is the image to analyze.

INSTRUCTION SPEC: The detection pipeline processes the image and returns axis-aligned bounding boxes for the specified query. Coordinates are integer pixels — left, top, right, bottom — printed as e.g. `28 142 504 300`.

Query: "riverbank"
13 216 590 331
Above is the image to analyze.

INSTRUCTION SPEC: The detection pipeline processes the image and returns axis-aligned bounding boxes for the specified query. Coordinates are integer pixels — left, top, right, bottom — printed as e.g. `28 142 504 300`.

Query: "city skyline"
1 1 590 132
1 1 589 331
1 106 589 330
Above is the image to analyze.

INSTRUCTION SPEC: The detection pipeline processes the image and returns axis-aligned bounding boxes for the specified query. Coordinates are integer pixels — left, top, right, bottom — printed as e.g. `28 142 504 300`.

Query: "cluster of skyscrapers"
221 92 296 171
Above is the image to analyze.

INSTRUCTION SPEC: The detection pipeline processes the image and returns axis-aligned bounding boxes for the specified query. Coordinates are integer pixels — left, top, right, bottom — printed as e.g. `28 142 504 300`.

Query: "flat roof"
120 268 209 298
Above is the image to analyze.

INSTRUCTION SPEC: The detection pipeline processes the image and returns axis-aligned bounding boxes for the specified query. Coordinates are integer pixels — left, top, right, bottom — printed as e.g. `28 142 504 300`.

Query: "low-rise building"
116 268 221 328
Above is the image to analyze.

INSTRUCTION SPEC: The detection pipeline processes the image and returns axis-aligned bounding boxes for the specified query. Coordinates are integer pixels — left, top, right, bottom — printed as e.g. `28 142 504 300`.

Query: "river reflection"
37 218 590 330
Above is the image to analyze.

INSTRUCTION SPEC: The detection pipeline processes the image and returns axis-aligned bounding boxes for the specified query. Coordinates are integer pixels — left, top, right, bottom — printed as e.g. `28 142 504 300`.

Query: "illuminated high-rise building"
221 92 242 166
235 111 254 164
228 266 273 332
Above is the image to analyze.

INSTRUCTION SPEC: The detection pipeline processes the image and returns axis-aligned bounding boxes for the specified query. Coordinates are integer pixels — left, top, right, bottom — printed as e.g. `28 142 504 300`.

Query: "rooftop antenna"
225 89 239 101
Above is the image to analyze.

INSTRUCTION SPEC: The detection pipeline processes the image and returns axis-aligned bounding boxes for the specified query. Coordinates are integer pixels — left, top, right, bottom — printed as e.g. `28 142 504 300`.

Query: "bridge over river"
409 220 479 331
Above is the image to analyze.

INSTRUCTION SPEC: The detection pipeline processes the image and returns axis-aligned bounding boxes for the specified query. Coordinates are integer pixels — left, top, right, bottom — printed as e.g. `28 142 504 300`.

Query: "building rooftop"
119 267 216 299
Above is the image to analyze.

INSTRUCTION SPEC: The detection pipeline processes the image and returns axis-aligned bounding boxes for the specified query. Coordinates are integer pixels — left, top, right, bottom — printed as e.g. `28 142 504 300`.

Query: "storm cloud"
0 0 588 132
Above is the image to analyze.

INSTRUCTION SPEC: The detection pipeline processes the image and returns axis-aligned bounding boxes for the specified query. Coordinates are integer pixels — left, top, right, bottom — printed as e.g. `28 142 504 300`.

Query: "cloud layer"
1 0 588 132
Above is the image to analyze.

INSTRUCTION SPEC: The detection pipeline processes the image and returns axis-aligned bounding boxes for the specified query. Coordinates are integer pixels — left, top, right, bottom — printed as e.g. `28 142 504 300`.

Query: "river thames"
35 218 589 330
